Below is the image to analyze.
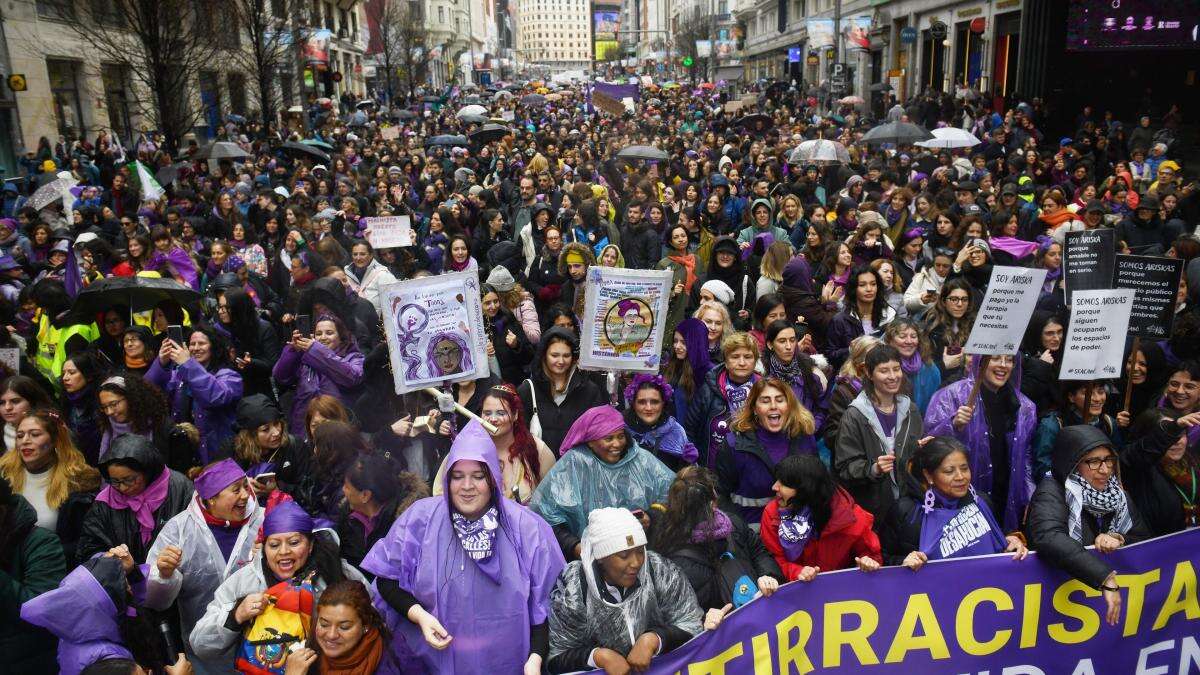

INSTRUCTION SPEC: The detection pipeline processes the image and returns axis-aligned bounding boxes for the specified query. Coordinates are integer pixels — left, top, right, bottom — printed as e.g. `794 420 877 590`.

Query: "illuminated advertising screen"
1067 0 1200 50
594 10 619 41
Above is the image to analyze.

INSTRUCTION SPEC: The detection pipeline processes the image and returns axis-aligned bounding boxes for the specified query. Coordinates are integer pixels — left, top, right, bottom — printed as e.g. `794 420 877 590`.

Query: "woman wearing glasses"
924 354 1037 531
76 434 193 563
1027 425 1155 628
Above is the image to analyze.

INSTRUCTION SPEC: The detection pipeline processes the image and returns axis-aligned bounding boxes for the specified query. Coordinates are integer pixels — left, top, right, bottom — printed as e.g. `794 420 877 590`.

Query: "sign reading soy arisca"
1063 228 1116 300
964 266 1047 355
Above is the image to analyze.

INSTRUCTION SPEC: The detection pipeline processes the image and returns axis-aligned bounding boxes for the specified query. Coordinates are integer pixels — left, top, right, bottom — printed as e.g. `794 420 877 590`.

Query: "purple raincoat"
143 247 201 290
923 355 1037 530
147 357 243 463
271 340 364 436
20 563 133 675
361 421 565 675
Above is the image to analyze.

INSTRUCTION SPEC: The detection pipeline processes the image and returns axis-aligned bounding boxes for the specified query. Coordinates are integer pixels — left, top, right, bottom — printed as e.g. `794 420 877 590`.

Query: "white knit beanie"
585 507 647 560
700 279 735 306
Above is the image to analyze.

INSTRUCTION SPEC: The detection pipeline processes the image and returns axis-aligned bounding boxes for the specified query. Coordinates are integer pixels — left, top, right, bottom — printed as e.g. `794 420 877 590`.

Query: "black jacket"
517 328 607 455
619 222 661 270
76 435 194 563
224 316 283 400
486 310 535 386
650 508 782 611
336 471 429 574
1119 416 1191 537
1026 425 1150 588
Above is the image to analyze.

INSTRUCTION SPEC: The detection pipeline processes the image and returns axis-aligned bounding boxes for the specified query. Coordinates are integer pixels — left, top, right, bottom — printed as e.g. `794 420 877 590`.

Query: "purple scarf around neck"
917 488 1006 561
690 509 733 543
777 505 814 561
900 350 923 376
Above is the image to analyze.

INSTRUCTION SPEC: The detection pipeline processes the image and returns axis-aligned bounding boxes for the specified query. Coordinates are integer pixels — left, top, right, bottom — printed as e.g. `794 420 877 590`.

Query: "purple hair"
623 373 674 407
674 317 712 380
427 332 473 376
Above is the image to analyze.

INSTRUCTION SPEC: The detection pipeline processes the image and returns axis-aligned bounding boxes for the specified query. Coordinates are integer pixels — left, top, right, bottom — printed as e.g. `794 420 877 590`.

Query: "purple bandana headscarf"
263 501 315 537
193 459 246 500
777 505 815 561
558 405 625 456
674 318 713 381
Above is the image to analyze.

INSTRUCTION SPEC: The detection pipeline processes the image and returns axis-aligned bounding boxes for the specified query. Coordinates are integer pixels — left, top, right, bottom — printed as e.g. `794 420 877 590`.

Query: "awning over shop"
715 65 745 82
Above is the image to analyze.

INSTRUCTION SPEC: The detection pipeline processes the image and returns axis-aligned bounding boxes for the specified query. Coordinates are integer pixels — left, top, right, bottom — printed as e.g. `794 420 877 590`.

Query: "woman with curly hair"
282 579 401 674
95 374 172 461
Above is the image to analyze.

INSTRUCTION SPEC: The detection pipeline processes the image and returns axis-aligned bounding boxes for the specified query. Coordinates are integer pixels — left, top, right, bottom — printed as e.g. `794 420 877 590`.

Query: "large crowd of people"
0 79 1197 675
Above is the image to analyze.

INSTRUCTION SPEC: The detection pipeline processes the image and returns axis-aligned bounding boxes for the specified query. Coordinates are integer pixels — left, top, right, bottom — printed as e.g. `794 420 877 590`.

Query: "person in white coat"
143 460 264 675
189 501 368 671
345 240 397 315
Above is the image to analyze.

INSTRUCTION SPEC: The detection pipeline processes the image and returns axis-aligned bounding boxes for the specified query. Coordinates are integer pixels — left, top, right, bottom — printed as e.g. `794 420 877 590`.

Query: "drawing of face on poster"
428 332 473 376
381 272 488 393
603 297 653 355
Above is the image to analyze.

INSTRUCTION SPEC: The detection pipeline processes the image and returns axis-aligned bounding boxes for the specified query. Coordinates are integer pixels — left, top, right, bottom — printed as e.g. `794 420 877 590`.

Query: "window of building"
91 0 125 26
228 73 247 116
198 70 223 135
37 0 74 19
46 59 84 139
438 6 444 22
339 8 349 36
101 63 132 144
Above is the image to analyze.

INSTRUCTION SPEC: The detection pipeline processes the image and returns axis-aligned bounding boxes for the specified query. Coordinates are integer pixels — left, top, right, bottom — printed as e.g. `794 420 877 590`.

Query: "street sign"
828 62 847 77
831 75 848 91
6 74 25 92
931 20 948 40
787 47 802 63
900 27 918 44
806 51 819 65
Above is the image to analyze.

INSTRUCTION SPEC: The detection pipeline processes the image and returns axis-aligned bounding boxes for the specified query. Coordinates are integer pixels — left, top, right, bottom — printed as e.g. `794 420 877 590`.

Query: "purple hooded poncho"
672 317 713 422
361 421 565 675
923 355 1037 530
20 558 133 675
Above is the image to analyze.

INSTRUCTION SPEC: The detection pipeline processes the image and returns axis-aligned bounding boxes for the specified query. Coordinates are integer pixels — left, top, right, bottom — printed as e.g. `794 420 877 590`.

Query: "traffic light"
682 56 694 67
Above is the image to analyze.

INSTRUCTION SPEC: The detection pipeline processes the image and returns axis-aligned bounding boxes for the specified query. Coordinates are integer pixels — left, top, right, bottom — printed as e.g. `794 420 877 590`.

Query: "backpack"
673 538 759 608
235 573 317 675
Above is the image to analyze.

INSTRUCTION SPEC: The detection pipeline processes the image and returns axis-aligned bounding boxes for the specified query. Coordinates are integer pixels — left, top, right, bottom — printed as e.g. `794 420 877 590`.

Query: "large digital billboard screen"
1066 0 1200 51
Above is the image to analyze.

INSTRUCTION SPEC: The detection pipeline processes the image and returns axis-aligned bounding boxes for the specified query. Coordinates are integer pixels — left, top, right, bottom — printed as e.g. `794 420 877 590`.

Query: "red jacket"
760 488 882 581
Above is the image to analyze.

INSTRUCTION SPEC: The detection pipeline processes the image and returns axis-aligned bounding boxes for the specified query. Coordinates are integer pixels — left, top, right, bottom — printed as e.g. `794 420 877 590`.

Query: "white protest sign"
500 110 515 122
364 215 413 249
964 266 1048 355
579 266 673 373
380 126 401 140
1060 288 1135 380
380 272 489 394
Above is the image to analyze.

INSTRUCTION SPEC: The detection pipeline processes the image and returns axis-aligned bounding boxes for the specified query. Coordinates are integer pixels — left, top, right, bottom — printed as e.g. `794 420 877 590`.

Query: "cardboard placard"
592 90 626 117
1063 228 1116 300
964 266 1048 355
1060 288 1135 380
380 126 401 140
1114 254 1184 339
579 266 673 373
364 215 413 249
380 272 489 394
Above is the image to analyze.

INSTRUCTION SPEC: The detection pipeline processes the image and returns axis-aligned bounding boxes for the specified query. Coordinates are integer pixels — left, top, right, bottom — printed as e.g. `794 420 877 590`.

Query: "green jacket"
0 495 66 672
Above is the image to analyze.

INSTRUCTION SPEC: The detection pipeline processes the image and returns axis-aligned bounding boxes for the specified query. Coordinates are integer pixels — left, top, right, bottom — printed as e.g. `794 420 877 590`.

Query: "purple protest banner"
588 528 1200 674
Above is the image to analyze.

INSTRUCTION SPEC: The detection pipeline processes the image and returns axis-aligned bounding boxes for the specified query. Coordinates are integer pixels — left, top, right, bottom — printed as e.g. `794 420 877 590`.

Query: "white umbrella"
915 127 982 149
455 104 487 118
29 174 78 210
788 139 850 166
837 95 865 105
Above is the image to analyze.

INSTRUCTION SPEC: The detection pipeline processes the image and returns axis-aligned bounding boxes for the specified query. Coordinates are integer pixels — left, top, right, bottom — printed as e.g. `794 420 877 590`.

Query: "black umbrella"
519 94 546 107
860 121 934 145
194 141 250 161
869 82 894 92
458 113 488 125
65 276 201 325
424 134 469 148
462 95 483 105
616 145 669 162
394 110 417 120
737 113 774 134
356 100 376 110
277 141 331 164
468 124 510 145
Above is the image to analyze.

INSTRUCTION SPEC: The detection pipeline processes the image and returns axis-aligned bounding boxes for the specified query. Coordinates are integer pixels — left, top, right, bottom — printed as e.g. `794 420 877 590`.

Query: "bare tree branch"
61 0 227 152
365 0 434 104
227 0 307 128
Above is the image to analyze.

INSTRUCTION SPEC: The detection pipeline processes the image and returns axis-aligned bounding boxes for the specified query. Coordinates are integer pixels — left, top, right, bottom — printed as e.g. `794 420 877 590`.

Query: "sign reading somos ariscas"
1059 288 1135 380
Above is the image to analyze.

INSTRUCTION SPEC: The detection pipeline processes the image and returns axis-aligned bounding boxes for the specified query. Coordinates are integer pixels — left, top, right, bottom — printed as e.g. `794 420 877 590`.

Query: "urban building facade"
514 0 591 71
0 0 368 171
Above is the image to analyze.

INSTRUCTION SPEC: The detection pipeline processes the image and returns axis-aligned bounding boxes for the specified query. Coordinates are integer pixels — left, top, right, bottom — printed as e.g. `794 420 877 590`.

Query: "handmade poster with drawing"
380 272 488 393
579 266 672 372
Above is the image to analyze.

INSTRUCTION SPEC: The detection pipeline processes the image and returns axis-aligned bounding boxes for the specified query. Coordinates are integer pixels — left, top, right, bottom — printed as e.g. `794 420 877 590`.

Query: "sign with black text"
1060 288 1135 380
364 215 412 249
1114 254 1184 339
1063 228 1116 300
964 266 1048 355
